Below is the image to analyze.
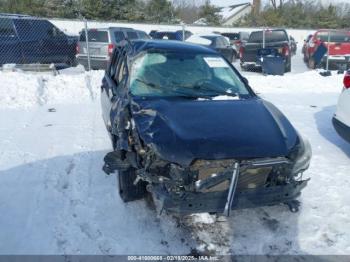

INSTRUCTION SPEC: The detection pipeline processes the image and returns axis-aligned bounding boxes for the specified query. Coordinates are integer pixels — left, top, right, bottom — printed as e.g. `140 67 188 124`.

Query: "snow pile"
0 70 104 109
248 70 344 94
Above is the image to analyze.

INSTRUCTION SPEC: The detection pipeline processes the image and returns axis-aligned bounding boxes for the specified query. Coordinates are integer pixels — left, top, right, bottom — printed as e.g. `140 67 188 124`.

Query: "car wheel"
285 61 291 73
308 58 316 69
118 168 147 202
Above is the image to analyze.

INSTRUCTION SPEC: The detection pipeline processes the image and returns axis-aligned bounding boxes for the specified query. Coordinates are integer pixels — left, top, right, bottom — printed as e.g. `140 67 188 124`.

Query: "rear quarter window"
80 30 109 42
0 18 16 37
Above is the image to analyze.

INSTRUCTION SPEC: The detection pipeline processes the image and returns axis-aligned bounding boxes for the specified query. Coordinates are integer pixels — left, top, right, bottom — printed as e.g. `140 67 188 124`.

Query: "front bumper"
151 180 308 215
333 116 350 143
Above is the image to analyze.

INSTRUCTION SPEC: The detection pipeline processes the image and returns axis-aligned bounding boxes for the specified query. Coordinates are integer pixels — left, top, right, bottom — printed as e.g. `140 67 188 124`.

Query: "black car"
152 30 192 41
221 31 250 49
187 34 237 63
101 40 311 216
0 13 77 66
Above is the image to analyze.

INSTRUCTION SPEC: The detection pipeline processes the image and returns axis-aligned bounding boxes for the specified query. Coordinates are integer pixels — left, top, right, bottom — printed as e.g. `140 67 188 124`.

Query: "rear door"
79 29 110 59
34 20 70 64
0 18 23 64
13 18 46 63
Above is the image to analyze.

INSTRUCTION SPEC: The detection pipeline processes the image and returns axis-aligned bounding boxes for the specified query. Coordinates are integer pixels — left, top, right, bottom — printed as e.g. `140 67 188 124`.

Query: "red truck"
303 30 350 69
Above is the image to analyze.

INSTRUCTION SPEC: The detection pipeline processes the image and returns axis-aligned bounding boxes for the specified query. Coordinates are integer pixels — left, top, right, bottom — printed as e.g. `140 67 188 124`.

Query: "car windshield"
249 30 288 43
129 52 250 98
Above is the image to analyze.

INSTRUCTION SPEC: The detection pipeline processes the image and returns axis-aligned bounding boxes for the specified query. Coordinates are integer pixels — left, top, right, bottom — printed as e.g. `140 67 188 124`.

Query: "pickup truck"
0 13 77 67
303 30 350 70
239 29 292 73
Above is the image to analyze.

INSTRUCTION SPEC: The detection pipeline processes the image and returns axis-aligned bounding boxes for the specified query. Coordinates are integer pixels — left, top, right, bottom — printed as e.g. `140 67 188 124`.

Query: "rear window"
0 18 15 37
154 32 178 40
126 31 138 40
317 31 350 43
80 30 109 42
222 33 239 40
249 30 288 43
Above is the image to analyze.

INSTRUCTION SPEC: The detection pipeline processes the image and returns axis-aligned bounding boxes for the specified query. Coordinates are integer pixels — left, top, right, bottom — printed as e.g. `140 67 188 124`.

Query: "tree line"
0 0 349 29
236 0 350 29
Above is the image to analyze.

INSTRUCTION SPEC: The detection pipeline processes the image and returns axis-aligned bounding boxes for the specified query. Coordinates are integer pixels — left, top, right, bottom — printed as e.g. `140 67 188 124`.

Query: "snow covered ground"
0 47 350 255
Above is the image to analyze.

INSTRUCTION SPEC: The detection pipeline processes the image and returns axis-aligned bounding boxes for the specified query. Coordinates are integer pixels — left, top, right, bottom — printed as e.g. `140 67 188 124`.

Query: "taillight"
282 45 290 56
344 72 350 89
239 46 244 59
108 43 115 56
76 44 80 54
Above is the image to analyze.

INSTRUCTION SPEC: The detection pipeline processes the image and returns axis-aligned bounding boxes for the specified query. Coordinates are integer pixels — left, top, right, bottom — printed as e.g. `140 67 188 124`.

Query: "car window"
13 19 38 40
126 31 138 40
80 30 109 42
0 18 15 38
249 30 288 43
136 31 150 39
109 47 121 78
114 31 125 42
129 52 249 98
316 31 350 43
114 54 128 85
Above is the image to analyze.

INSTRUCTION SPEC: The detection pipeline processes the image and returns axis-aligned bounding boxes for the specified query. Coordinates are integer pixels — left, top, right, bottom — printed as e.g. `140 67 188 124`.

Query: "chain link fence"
3 13 342 76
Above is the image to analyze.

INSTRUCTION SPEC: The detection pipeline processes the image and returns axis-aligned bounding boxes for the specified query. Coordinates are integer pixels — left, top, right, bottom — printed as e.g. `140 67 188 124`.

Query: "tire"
285 61 291 73
118 168 147 202
308 58 316 69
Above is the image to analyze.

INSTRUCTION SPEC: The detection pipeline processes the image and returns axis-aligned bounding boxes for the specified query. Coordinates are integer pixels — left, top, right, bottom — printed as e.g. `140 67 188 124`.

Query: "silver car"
76 27 147 70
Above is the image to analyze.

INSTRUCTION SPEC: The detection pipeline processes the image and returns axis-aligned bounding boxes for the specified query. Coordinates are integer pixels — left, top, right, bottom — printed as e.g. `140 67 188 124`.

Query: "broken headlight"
291 135 312 175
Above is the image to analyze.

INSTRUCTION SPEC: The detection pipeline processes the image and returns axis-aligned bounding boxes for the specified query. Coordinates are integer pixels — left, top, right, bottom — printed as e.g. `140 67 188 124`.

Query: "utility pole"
253 0 261 16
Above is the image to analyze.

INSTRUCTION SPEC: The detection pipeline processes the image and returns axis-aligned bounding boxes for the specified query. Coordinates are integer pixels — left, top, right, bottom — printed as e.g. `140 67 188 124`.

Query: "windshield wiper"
191 83 239 98
135 78 214 99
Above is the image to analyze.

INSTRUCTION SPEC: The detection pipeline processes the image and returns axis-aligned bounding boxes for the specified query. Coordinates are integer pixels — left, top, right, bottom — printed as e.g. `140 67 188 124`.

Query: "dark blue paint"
0 14 77 65
131 97 298 166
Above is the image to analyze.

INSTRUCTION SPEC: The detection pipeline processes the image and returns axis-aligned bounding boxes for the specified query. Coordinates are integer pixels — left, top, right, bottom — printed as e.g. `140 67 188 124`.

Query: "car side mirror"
242 77 249 85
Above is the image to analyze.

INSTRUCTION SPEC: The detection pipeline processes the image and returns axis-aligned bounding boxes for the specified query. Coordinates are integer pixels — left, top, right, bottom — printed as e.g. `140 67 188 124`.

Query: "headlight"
291 135 312 175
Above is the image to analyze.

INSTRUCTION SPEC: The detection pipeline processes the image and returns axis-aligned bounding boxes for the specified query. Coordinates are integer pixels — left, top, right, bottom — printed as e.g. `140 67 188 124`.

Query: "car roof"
130 39 217 56
88 27 134 31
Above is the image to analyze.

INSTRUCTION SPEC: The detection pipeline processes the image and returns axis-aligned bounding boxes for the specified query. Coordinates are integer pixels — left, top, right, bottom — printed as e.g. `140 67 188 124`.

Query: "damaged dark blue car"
101 40 311 216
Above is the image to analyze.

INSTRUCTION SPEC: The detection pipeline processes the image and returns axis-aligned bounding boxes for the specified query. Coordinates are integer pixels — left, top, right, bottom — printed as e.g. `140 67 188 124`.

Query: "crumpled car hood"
131 97 298 167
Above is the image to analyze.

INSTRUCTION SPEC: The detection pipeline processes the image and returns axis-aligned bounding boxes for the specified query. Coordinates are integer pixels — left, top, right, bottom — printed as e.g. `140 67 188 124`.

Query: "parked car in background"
149 30 158 39
302 34 313 59
0 13 77 66
152 30 192 41
333 70 350 143
101 39 311 215
76 27 144 70
239 29 292 72
221 32 250 50
303 30 350 69
289 35 297 55
186 34 237 63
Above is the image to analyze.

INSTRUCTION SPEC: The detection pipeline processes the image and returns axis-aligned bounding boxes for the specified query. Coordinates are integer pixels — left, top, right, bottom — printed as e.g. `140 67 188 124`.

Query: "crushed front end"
136 154 309 215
